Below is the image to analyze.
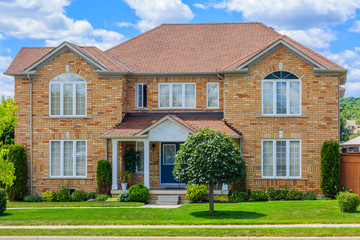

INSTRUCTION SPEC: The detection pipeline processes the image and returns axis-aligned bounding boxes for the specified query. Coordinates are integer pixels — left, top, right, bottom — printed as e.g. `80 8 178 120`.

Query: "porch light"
152 143 155 151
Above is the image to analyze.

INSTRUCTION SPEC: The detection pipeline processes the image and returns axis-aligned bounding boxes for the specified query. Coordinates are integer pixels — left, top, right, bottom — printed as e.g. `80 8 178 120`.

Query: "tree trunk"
209 184 214 213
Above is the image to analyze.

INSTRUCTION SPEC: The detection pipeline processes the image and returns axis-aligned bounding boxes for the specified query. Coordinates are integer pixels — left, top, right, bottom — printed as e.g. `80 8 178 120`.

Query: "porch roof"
100 113 242 139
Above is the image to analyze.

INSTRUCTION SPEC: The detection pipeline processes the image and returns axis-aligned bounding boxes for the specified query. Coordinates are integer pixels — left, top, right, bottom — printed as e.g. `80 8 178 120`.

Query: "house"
345 120 356 133
342 136 360 153
5 23 346 202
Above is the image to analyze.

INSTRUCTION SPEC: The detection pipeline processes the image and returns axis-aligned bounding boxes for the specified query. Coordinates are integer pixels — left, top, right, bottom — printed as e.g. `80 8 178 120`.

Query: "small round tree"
173 128 246 213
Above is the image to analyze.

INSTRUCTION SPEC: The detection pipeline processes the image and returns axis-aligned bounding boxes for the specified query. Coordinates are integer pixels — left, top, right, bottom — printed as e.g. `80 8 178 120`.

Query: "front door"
161 142 182 184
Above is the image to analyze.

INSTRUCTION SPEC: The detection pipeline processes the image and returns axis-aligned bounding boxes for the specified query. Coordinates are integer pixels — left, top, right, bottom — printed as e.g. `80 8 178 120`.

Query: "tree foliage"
0 97 17 145
123 149 141 173
320 140 340 199
340 117 352 142
173 128 246 213
0 148 15 188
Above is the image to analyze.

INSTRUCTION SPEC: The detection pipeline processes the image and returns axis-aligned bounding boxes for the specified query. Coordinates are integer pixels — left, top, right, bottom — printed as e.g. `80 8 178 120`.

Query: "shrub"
320 140 340 198
117 193 131 202
336 187 352 199
71 190 88 201
23 194 41 202
128 184 149 202
287 189 303 200
123 149 141 173
96 160 112 195
228 190 249 202
41 191 58 202
251 190 269 201
303 192 317 200
1 145 28 200
266 188 287 200
57 185 71 202
186 185 207 202
95 194 109 201
0 188 6 215
337 192 360 213
87 192 97 200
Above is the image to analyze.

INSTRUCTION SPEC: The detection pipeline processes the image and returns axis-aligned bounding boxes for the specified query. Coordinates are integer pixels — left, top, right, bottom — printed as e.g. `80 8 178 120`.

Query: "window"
262 139 301 178
207 82 219 108
50 140 87 177
136 141 144 172
262 71 301 115
163 144 176 165
158 83 195 108
136 83 148 108
49 73 86 116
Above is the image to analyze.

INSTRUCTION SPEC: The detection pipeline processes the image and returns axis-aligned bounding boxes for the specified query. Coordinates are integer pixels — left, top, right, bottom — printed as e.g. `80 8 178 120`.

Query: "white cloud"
123 0 194 32
350 20 360 32
116 22 135 28
279 28 337 50
214 0 360 30
0 0 126 50
193 3 208 10
0 56 14 97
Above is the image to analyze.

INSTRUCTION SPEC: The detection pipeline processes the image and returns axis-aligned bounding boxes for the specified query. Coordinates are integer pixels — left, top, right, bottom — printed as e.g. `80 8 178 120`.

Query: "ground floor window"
136 141 144 172
262 139 301 178
50 140 87 177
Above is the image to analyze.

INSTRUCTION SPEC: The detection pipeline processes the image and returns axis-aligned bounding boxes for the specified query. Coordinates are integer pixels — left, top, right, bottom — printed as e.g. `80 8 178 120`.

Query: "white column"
144 140 150 189
222 184 229 191
112 140 119 190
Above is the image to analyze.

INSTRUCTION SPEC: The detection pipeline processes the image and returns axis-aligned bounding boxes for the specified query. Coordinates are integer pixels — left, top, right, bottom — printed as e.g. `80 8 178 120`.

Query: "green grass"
1 200 360 225
1 228 360 237
7 201 144 208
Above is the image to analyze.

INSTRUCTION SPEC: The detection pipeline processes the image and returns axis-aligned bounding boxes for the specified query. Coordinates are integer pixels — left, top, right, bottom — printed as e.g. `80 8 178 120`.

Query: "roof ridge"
160 22 262 26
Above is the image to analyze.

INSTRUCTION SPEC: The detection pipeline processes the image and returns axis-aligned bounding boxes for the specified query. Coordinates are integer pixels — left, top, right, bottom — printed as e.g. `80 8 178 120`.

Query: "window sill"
255 178 308 180
255 115 308 118
133 108 149 111
152 108 202 110
42 116 92 119
43 177 93 180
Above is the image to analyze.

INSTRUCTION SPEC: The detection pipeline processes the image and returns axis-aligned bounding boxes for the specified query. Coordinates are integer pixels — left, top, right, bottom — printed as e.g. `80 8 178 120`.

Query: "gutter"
4 71 37 77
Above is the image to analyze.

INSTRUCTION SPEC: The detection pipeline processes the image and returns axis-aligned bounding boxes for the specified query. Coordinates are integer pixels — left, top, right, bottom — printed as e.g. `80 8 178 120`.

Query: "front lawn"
7 201 144 208
1 200 360 225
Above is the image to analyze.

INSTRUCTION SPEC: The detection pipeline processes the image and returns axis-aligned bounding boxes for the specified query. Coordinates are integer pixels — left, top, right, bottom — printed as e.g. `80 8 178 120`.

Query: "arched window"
49 73 86 116
262 71 301 115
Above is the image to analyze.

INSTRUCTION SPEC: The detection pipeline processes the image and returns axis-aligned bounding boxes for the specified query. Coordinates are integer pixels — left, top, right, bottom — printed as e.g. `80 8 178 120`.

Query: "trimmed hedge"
337 192 360 213
320 140 340 198
96 160 112 195
0 188 6 215
186 185 207 202
23 194 41 202
228 190 249 202
128 184 149 202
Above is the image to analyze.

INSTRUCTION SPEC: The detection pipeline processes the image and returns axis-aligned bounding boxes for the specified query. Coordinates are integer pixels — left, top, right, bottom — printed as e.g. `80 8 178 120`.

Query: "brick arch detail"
44 67 89 83
256 64 310 82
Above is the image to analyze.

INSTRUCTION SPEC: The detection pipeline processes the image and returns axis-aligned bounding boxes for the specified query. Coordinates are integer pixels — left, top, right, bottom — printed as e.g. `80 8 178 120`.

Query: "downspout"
27 74 33 195
338 78 340 144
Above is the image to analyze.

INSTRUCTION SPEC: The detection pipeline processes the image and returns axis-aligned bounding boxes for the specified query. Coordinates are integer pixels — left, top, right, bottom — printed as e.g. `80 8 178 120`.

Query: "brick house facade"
5 23 346 199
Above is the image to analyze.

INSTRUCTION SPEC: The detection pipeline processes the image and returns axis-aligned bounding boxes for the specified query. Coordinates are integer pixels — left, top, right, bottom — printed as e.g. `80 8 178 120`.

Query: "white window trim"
49 80 87 117
158 83 196 109
135 83 148 109
261 139 301 179
49 140 87 178
261 78 301 116
206 82 219 108
136 141 144 173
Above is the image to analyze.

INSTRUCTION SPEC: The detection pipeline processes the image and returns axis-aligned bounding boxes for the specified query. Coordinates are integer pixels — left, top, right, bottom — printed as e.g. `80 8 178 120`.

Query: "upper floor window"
136 83 148 109
49 73 86 116
207 82 219 108
262 71 301 115
159 83 195 108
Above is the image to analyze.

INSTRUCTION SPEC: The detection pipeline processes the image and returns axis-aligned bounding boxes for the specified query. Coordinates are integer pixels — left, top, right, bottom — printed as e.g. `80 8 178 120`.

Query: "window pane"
163 144 176 165
262 141 273 177
143 84 148 108
76 141 86 176
51 141 61 176
290 141 300 177
172 84 183 107
276 141 286 176
137 142 144 172
276 82 287 114
137 84 143 108
63 84 73 115
159 85 170 108
185 84 195 108
51 84 60 115
76 84 85 115
263 82 273 114
290 82 300 114
64 141 73 176
207 83 218 108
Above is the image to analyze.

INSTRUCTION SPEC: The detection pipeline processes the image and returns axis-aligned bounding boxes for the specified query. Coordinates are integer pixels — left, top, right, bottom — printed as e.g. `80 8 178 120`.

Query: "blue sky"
0 0 360 97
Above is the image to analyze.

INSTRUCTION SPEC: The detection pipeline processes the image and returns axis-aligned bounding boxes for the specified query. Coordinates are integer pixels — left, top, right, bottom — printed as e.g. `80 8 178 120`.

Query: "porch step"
156 195 180 205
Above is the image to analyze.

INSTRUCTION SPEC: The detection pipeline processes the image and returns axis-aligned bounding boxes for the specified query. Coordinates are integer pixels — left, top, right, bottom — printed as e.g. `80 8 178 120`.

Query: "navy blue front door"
161 142 182 184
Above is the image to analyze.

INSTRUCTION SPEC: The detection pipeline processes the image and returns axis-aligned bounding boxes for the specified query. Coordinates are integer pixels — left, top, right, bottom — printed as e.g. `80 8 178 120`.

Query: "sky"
0 0 360 97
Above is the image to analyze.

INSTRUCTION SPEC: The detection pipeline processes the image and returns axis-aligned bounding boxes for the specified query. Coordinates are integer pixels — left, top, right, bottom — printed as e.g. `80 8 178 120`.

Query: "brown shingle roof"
101 114 241 138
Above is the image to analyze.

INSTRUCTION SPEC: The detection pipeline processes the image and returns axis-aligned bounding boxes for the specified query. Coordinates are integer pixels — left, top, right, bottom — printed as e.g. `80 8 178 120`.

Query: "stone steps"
156 195 180 205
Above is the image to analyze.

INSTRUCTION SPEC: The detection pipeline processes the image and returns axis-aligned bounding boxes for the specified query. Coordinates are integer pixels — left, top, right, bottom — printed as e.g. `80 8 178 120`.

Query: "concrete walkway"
1 224 360 229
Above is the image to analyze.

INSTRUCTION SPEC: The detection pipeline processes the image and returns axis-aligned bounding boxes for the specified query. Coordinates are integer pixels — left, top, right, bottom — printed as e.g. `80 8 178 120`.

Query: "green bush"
287 189 303 200
117 193 131 202
0 188 6 215
303 192 317 200
71 190 88 201
1 145 28 200
41 191 58 202
186 185 207 202
123 149 141 173
228 190 249 202
57 185 71 202
337 192 360 213
128 184 149 202
87 192 97 200
23 194 41 202
96 160 112 195
266 188 287 200
95 194 109 201
320 140 340 198
251 190 269 201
